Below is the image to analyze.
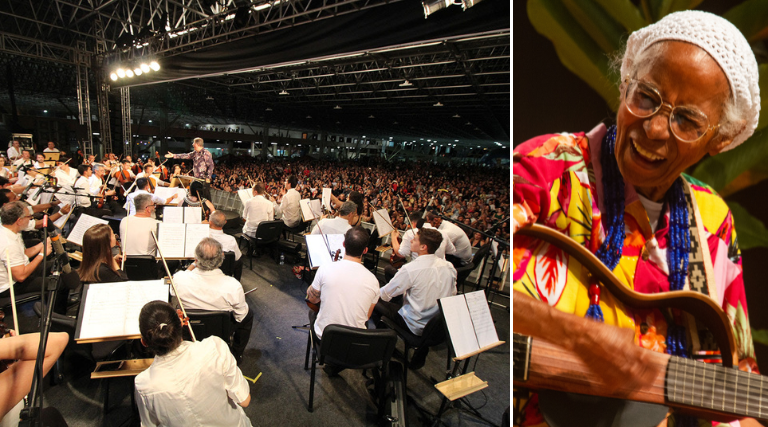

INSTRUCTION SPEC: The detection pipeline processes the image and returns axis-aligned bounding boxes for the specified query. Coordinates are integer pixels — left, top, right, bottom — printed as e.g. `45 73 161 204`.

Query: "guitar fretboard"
512 333 531 382
667 356 767 419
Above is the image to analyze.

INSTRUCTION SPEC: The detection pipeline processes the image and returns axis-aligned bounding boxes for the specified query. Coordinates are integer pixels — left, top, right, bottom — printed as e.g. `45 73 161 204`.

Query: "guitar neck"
513 333 768 421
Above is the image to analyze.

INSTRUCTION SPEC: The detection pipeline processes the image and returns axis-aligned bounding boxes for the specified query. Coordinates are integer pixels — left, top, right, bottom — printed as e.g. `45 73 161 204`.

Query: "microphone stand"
19 217 59 427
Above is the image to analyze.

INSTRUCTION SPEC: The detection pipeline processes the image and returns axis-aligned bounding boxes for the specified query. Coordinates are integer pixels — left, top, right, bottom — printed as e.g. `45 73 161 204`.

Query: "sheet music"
464 290 499 348
184 207 202 224
162 206 184 223
77 280 168 340
310 199 322 217
237 189 253 206
299 199 316 221
439 294 480 358
153 187 185 206
372 208 395 237
305 234 345 269
156 223 186 258
183 224 209 257
39 192 53 205
322 188 332 211
53 208 73 230
55 188 75 205
66 214 109 246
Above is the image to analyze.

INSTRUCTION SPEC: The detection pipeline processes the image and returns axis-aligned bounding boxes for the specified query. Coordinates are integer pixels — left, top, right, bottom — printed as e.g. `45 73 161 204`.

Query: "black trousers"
232 308 253 358
373 299 410 333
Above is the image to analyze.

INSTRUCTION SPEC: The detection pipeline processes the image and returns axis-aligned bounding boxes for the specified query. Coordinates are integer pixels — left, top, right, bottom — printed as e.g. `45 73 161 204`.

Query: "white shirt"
310 217 351 235
311 259 380 339
396 224 455 261
54 167 77 187
135 337 252 427
136 172 166 188
0 226 30 292
43 147 59 153
438 220 473 263
278 188 301 228
210 228 242 261
120 216 159 256
380 254 457 335
124 189 165 216
242 195 274 235
87 175 103 196
72 176 91 207
172 268 248 322
7 147 21 160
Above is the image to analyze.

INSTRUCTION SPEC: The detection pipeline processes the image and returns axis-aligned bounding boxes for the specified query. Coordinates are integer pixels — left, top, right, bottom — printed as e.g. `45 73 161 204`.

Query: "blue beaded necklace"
590 125 691 321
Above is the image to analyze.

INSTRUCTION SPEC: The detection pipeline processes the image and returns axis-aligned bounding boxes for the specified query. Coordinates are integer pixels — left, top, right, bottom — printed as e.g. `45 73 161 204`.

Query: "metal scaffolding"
75 40 93 157
95 22 112 155
121 87 132 157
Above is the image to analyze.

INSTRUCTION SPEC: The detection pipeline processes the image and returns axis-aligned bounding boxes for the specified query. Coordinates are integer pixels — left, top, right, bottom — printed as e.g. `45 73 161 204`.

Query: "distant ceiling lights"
368 115 375 119
265 107 273 111
399 80 413 87
206 95 214 100
452 113 461 118
111 61 160 81
306 115 312 119
433 101 444 107
279 89 289 95
334 105 342 110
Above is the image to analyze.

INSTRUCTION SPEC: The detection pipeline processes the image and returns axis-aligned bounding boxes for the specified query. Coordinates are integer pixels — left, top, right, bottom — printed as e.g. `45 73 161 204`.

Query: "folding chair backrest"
186 309 234 345
255 220 284 244
220 251 236 277
319 325 397 370
419 313 447 348
124 255 159 281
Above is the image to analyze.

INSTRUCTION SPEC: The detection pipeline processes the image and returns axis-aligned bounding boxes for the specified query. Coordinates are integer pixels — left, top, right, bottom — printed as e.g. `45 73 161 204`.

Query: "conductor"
164 137 214 183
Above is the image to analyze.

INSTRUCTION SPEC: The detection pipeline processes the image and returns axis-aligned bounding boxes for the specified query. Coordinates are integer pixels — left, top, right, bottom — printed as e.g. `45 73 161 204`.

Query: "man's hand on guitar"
513 291 663 394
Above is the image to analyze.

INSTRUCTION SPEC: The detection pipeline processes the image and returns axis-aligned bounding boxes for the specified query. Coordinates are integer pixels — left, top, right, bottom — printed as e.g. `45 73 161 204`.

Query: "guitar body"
513 225 759 424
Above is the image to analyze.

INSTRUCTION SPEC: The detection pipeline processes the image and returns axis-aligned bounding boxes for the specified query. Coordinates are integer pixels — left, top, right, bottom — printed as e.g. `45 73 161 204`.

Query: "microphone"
50 230 71 274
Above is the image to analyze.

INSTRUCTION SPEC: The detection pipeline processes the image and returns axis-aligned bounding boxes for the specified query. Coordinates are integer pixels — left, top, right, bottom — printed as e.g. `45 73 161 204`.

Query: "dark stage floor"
14 249 511 427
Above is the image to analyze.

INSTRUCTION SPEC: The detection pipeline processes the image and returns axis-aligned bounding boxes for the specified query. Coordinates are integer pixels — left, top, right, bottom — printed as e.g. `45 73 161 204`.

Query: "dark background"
513 0 768 370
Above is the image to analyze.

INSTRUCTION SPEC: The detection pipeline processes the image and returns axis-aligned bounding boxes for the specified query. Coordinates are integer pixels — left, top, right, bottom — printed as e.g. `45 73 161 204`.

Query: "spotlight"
279 89 289 95
422 0 450 18
150 61 160 71
110 73 118 81
399 80 413 87
433 101 444 107
334 105 342 110
117 68 126 78
140 63 150 73
126 69 134 78
460 0 482 9
134 68 142 76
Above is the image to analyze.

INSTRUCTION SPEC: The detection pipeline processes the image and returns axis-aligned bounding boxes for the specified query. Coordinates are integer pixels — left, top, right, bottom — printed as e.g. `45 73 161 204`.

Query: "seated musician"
136 163 169 189
32 153 47 170
513 11 762 426
242 183 274 237
305 227 380 374
171 238 252 365
329 191 366 225
12 149 32 170
124 178 177 217
274 175 301 228
182 181 214 222
135 301 252 427
208 210 243 280
310 201 358 235
53 156 77 188
116 159 135 185
43 141 59 153
6 140 21 163
76 163 119 216
374 228 456 368
384 211 456 281
77 223 127 284
0 157 13 182
119 194 159 257
425 211 472 267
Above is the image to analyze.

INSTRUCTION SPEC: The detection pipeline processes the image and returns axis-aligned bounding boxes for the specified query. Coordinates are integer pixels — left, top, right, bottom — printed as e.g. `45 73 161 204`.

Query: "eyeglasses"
623 78 720 142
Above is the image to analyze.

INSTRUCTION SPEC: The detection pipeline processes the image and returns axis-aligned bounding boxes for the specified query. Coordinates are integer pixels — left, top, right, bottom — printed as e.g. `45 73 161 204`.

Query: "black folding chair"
240 220 284 270
123 255 159 281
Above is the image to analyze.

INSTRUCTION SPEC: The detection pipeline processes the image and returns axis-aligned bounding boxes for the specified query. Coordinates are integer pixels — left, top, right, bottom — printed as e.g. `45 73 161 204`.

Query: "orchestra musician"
135 164 169 191
53 156 77 188
242 183 274 238
72 164 111 217
513 11 762 426
124 178 177 217
43 141 59 153
6 140 21 163
182 181 214 222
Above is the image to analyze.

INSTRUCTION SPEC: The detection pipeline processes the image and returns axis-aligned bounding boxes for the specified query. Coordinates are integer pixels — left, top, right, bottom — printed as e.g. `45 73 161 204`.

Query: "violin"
388 232 406 268
333 248 341 261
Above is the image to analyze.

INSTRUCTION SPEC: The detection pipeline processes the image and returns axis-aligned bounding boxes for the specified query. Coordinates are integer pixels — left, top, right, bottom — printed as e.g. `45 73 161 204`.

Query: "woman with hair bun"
135 300 252 427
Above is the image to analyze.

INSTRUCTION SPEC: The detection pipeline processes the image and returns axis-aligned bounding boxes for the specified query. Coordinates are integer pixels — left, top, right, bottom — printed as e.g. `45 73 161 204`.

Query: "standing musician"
165 137 215 184
513 11 761 426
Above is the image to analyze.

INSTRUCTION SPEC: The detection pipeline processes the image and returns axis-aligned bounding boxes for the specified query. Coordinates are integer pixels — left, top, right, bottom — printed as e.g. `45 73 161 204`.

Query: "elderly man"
242 183 274 237
375 228 456 368
513 11 766 426
0 202 59 306
209 210 243 281
165 137 215 183
7 140 22 162
310 201 358 235
172 238 253 364
119 194 159 257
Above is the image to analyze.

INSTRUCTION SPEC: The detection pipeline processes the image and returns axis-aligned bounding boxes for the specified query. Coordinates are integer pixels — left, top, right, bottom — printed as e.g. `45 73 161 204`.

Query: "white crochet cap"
620 10 760 151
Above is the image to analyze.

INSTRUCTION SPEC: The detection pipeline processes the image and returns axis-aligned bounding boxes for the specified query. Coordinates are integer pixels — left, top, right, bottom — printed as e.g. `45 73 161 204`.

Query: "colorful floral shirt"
512 124 755 426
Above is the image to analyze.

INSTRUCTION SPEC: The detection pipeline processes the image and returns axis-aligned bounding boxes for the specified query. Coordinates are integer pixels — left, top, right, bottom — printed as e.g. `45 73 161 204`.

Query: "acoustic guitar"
513 224 768 424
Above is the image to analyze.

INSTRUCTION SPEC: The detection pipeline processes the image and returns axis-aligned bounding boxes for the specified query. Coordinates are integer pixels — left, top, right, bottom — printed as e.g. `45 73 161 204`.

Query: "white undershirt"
637 193 664 233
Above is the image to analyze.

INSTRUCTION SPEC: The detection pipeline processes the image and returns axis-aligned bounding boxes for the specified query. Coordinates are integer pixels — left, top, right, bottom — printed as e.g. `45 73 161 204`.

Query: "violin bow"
5 249 18 333
150 231 196 341
310 204 334 258
397 194 414 230
368 202 397 233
